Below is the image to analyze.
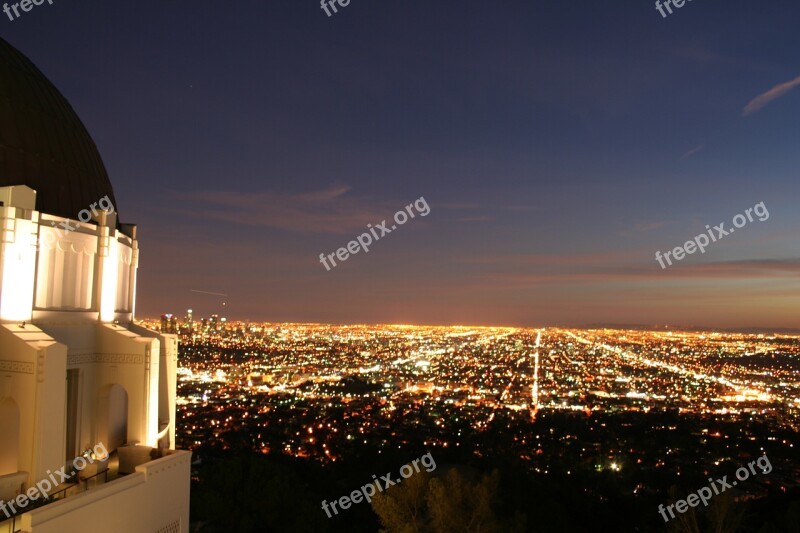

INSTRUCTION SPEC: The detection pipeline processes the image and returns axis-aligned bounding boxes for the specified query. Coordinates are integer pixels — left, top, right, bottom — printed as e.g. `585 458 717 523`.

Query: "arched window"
98 384 128 452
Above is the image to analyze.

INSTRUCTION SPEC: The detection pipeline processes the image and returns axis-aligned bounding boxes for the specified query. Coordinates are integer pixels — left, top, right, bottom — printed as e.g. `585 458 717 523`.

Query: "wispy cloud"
454 253 800 289
680 144 705 160
742 75 800 116
633 220 674 232
504 205 542 212
455 250 645 267
457 216 494 223
437 202 480 210
176 185 398 234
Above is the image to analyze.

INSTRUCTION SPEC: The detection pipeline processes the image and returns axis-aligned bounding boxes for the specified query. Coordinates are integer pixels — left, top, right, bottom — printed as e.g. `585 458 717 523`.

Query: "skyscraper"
0 38 190 532
161 314 178 334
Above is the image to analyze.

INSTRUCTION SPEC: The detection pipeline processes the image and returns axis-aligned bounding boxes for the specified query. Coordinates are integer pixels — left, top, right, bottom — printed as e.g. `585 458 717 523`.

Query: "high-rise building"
184 310 194 334
160 314 178 334
0 38 190 532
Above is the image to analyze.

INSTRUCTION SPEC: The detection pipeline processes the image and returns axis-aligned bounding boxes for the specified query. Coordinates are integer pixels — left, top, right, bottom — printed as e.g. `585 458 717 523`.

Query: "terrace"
0 449 190 533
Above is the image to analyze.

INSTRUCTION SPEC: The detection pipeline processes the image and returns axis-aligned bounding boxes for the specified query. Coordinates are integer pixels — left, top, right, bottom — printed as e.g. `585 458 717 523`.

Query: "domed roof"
0 37 117 220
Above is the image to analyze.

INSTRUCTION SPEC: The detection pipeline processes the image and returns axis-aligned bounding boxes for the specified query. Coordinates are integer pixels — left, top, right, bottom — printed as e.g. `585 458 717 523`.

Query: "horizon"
141 316 800 335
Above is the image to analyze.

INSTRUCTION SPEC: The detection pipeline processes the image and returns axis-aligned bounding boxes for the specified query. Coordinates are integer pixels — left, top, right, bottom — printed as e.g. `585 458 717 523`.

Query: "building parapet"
18 450 191 533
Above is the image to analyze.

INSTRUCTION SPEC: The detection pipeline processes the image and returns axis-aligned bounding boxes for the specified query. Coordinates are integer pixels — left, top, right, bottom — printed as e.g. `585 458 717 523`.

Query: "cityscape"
141 313 800 530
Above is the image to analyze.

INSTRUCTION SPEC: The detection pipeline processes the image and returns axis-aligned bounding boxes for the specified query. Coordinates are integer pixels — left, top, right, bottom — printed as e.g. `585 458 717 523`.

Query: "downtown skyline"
2 1 798 327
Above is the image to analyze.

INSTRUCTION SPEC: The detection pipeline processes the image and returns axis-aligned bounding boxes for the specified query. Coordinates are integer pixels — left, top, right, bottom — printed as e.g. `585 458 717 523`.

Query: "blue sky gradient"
3 0 798 327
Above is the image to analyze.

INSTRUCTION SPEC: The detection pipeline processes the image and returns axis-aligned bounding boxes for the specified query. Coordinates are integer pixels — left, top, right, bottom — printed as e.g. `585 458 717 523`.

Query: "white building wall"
35 228 96 310
0 206 38 322
0 185 189 533
0 324 67 495
19 451 191 533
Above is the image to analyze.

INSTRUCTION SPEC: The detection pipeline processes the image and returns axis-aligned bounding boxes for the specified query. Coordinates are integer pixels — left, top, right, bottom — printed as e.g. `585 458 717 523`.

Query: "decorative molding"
155 519 180 533
0 360 35 374
67 353 144 366
146 454 190 477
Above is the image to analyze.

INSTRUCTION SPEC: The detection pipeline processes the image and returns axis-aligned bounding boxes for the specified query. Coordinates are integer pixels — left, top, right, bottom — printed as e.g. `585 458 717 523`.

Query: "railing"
0 468 109 531
49 467 109 501
78 468 109 492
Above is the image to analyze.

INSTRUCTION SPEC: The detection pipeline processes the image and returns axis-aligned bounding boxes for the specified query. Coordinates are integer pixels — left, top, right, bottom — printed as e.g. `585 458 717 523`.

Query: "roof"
0 37 118 220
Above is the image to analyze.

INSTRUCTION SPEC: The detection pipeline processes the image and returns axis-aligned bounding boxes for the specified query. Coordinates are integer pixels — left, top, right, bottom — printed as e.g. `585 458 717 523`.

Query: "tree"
371 468 524 533
428 469 503 533
667 487 746 533
371 471 431 532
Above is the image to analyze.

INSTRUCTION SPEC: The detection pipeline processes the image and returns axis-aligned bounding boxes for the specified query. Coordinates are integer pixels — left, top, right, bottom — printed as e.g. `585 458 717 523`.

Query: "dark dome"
0 37 117 220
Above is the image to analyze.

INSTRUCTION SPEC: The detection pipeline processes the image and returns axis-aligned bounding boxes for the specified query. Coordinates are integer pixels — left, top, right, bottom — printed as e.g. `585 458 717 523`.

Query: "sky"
2 1 799 328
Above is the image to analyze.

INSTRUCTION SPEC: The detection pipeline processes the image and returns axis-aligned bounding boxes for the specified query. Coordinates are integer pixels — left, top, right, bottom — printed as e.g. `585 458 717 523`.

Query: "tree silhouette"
667 487 745 533
371 468 524 533
371 472 430 533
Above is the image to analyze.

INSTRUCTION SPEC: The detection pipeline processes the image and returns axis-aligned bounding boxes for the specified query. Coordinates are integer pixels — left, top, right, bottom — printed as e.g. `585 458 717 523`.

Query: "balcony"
0 455 112 533
0 450 190 533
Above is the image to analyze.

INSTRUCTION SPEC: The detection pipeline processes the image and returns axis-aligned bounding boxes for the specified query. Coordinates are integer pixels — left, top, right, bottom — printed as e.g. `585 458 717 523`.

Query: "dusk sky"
3 1 799 328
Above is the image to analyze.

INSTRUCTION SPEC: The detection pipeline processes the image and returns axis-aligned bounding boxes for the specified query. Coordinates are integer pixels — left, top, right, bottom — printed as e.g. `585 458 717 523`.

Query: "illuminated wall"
0 206 37 322
0 185 188 533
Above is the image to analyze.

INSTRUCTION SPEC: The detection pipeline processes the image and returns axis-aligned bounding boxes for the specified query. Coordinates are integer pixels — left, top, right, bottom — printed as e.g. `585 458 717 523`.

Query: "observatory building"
0 38 190 532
